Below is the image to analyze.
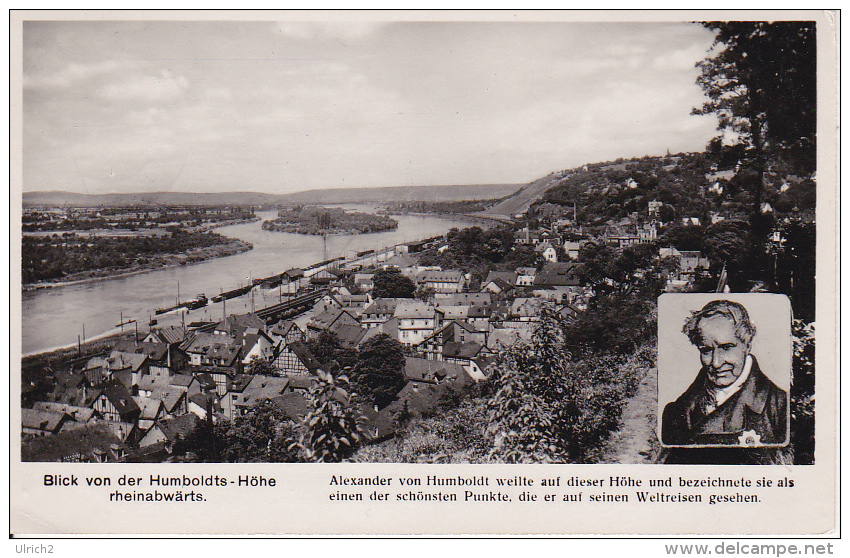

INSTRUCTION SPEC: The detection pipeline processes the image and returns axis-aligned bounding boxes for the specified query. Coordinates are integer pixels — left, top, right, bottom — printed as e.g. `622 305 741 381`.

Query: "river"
20 207 475 356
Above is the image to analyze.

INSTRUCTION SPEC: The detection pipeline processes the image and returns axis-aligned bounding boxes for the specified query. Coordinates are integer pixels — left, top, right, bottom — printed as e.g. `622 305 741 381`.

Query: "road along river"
21 207 474 355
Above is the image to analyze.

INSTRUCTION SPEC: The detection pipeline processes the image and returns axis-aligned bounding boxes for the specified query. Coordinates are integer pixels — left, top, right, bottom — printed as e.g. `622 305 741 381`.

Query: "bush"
486 309 644 462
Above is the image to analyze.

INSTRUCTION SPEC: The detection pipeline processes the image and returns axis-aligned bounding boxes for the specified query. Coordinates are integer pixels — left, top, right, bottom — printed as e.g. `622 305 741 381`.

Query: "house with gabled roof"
22 422 127 463
167 374 202 398
487 327 533 352
505 298 543 329
274 340 321 377
403 357 474 387
558 302 582 322
314 291 371 316
514 227 542 246
132 396 165 438
32 402 98 425
144 325 187 346
353 272 375 293
52 370 90 406
534 241 559 262
481 277 515 295
362 298 404 329
331 323 367 350
89 378 141 424
435 292 493 310
181 333 243 395
215 313 266 344
181 332 241 368
437 305 469 322
395 301 443 346
284 375 314 393
142 326 190 373
358 317 399 346
483 271 518 288
221 374 253 421
233 375 291 416
358 404 397 443
241 328 277 367
515 267 537 287
113 340 171 380
269 319 304 346
603 225 641 248
22 408 68 437
137 413 201 455
380 253 419 270
306 307 360 340
415 269 465 294
420 321 487 362
87 350 149 392
465 304 492 332
533 262 583 303
150 386 188 419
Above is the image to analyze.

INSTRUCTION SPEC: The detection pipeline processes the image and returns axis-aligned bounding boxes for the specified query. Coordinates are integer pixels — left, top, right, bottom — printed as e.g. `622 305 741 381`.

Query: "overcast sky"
22 19 718 195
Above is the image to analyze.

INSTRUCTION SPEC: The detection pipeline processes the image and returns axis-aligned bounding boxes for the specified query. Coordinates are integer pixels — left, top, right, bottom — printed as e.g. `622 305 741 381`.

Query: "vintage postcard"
9 10 839 536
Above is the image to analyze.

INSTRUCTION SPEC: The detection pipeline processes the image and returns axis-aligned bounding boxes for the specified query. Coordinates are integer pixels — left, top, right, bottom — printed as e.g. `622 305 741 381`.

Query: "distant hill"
477 173 565 220
280 183 522 204
22 183 523 207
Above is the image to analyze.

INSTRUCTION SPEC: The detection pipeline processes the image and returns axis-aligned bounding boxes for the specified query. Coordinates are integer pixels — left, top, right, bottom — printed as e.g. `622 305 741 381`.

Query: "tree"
414 284 435 302
306 331 357 374
693 22 817 217
217 400 298 463
372 267 416 299
349 334 407 408
246 355 276 376
291 370 364 462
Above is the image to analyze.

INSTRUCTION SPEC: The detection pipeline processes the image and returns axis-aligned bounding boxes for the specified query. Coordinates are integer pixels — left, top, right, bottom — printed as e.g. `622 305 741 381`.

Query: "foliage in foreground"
178 371 366 463
355 310 652 464
353 397 491 464
290 370 365 463
486 310 648 463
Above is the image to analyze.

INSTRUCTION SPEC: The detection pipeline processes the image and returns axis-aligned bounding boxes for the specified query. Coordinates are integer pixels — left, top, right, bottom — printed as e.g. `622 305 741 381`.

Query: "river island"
262 205 398 235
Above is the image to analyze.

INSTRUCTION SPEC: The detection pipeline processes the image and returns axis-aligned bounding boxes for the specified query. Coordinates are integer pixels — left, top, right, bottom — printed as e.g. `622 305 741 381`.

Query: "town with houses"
20 149 816 464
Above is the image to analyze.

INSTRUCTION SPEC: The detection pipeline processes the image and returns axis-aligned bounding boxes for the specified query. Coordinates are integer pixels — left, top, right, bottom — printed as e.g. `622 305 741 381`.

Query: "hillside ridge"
22 183 524 207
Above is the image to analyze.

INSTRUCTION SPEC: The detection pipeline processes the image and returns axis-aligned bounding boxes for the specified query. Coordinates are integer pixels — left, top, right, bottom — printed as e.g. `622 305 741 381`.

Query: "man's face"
696 315 751 388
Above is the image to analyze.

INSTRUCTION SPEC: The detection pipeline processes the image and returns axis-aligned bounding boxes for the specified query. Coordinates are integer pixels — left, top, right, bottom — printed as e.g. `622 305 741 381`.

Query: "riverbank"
204 216 261 230
22 239 253 291
22 330 137 370
383 211 503 229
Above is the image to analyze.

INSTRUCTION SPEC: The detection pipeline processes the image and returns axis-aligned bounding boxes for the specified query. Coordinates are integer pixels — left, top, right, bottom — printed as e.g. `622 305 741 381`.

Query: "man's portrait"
658 295 791 449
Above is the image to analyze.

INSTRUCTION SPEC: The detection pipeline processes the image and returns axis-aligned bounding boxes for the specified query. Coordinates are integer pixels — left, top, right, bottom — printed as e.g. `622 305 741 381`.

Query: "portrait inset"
658 294 791 449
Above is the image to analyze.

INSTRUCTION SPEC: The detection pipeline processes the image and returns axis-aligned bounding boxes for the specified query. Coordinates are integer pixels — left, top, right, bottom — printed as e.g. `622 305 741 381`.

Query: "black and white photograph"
10 10 837 537
657 294 791 456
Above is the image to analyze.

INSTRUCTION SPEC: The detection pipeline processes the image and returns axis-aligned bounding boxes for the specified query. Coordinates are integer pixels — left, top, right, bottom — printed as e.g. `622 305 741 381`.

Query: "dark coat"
661 358 788 447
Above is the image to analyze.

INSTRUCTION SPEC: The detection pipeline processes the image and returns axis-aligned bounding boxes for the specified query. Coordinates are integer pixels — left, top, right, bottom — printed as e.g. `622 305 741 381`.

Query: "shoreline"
22 240 253 292
385 211 504 228
21 215 503 359
22 328 127 360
